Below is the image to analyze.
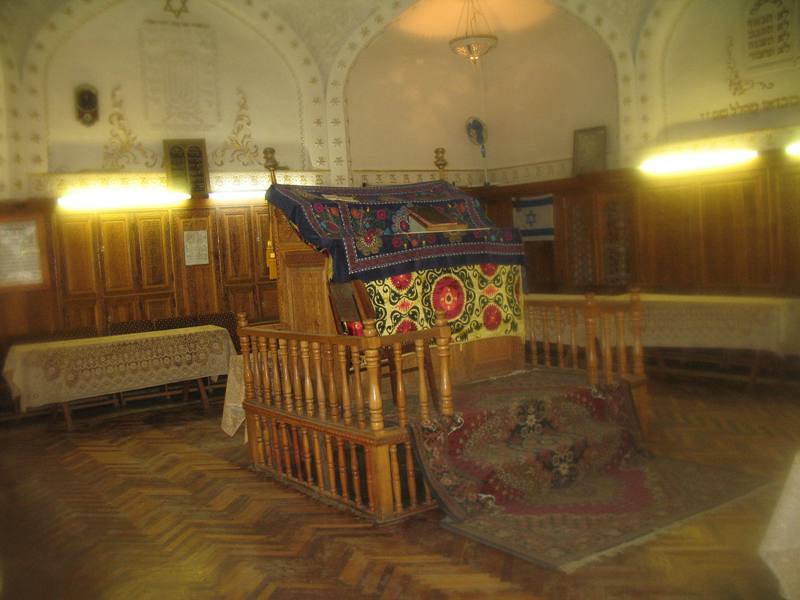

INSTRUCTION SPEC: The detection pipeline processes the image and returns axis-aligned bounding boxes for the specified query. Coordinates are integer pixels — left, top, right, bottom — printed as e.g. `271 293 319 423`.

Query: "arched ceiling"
0 0 656 77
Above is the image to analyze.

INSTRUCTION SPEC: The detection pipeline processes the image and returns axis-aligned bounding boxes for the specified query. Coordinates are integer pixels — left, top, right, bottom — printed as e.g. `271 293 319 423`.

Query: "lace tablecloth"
524 293 800 356
221 354 245 437
760 451 800 599
2 326 235 411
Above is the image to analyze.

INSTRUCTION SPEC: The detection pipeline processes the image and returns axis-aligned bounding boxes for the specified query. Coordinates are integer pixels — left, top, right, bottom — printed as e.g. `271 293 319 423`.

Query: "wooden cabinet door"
59 215 99 298
218 208 255 285
141 293 176 320
98 214 137 294
253 206 275 281
257 281 279 321
172 211 221 315
105 295 141 326
134 212 173 292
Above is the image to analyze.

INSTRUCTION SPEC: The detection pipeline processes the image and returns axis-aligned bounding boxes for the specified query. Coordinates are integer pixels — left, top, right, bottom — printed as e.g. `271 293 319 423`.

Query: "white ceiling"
0 0 656 77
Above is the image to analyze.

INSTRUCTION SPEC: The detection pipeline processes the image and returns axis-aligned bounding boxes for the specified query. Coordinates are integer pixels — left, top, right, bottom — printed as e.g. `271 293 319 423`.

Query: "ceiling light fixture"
449 0 497 63
639 149 758 175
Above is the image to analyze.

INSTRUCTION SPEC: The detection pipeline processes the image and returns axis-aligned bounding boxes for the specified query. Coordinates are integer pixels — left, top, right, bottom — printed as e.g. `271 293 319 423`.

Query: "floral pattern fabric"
267 181 524 282
365 264 524 343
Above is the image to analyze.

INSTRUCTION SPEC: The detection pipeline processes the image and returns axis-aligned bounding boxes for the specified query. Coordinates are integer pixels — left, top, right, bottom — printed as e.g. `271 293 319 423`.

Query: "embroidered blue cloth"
266 181 525 282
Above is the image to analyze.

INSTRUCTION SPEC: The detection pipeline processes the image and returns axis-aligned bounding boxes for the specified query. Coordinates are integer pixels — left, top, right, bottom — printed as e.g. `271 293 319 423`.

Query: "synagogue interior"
1 0 800 598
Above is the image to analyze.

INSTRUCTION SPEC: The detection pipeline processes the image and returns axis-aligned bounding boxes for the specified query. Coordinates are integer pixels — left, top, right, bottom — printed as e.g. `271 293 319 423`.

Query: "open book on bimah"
408 205 467 232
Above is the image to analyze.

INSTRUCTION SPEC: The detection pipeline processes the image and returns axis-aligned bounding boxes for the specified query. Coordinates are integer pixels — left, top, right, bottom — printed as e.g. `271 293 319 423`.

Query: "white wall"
661 0 800 146
45 0 305 173
346 0 618 173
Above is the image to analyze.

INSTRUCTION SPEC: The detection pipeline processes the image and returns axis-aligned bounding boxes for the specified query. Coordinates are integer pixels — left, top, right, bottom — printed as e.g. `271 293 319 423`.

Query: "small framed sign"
0 213 49 291
183 230 210 266
572 126 607 175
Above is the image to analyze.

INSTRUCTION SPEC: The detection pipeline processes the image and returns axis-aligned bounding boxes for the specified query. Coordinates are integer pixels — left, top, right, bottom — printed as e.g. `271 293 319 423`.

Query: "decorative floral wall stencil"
211 88 261 167
102 85 158 170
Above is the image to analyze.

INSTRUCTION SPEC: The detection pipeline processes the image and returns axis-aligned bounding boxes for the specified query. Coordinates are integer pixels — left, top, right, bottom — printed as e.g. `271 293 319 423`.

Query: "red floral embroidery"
433 276 466 320
390 272 413 290
396 319 418 333
483 303 502 330
480 263 498 277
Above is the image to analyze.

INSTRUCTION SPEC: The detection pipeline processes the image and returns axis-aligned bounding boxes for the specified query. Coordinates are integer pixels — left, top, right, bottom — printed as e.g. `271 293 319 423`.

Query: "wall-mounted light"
786 142 800 157
57 186 190 211
639 149 758 175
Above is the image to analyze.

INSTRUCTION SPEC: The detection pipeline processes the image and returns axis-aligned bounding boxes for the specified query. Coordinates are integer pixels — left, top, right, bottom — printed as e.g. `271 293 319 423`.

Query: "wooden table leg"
197 378 210 412
61 402 74 432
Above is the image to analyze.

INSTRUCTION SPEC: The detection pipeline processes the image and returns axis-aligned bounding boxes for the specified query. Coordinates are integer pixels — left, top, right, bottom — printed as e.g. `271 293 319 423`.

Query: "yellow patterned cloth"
365 264 524 343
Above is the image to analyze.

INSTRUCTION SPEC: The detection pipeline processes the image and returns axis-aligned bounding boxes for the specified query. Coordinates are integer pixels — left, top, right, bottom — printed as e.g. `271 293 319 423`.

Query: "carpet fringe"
559 481 778 574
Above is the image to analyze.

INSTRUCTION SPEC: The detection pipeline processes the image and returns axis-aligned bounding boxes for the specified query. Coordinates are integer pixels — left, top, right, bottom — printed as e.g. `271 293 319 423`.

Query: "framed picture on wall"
0 212 50 291
572 126 607 175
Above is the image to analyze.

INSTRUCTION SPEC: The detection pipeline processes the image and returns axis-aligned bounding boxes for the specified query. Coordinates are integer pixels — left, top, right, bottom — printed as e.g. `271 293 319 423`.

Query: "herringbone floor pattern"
1 377 798 599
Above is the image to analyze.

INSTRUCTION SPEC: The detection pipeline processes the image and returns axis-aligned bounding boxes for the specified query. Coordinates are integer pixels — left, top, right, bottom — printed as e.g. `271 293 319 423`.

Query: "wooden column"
434 311 453 417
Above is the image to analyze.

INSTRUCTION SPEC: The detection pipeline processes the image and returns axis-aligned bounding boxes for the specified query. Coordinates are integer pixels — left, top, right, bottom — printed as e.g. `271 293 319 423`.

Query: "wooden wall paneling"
253 206 274 281
134 212 173 292
280 250 337 334
596 190 633 290
634 183 702 290
141 293 176 320
58 214 100 298
775 164 800 292
557 191 596 289
225 285 258 319
257 282 279 321
218 207 255 284
97 213 137 295
104 295 141 325
62 298 101 332
172 210 221 316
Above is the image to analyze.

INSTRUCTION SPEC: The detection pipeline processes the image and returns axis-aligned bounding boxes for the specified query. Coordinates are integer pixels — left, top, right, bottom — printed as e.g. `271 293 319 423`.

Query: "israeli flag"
514 195 554 241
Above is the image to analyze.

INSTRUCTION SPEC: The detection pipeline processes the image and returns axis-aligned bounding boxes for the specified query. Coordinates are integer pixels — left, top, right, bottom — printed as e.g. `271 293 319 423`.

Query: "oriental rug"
410 369 764 572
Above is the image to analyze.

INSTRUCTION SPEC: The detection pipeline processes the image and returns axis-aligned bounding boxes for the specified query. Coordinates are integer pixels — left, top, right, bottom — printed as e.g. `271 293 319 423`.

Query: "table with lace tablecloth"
2 325 235 427
523 293 800 356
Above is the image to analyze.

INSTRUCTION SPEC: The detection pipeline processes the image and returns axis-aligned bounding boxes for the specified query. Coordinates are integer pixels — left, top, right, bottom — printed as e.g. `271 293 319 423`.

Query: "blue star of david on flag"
513 195 554 240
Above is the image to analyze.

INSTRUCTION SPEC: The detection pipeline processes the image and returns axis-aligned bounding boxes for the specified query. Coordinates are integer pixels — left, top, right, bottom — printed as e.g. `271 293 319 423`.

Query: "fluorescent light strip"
787 142 800 157
58 187 191 211
639 149 758 175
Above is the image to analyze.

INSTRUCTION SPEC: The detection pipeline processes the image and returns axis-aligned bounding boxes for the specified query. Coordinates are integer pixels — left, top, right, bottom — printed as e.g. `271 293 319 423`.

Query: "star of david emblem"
164 0 189 19
526 212 537 226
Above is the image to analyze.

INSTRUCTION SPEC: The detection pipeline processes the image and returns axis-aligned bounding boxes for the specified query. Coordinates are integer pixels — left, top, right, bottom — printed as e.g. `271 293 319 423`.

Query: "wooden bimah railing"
238 311 453 524
524 291 651 436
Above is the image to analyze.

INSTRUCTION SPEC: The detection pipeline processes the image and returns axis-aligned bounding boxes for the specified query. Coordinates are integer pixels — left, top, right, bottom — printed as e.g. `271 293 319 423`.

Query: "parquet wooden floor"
1 377 798 599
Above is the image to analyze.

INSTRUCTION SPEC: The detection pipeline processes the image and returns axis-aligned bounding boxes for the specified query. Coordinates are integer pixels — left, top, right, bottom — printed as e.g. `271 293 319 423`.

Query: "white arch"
328 0 638 184
19 0 326 195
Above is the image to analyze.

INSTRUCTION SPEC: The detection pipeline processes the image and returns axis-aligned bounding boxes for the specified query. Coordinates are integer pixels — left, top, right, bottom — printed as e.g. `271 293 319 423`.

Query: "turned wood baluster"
269 338 282 405
414 339 430 423
300 428 313 484
279 422 292 477
311 431 324 490
363 320 385 431
392 343 408 427
311 342 327 419
631 290 645 376
349 443 362 506
584 294 599 386
269 418 282 474
289 425 303 480
569 308 578 368
365 446 376 513
616 310 628 376
351 347 366 428
529 306 539 366
251 338 263 402
388 444 403 514
324 344 339 422
289 340 303 414
300 341 315 416
324 433 337 494
245 409 264 467
434 311 453 417
258 415 272 467
278 339 293 412
337 345 353 426
602 313 614 384
258 337 271 406
555 306 565 367
336 438 350 500
237 314 255 404
542 308 552 367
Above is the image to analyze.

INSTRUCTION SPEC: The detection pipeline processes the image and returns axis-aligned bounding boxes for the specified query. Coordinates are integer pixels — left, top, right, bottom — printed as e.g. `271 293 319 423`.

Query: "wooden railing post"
434 310 453 417
583 295 599 386
237 313 254 403
362 319 394 519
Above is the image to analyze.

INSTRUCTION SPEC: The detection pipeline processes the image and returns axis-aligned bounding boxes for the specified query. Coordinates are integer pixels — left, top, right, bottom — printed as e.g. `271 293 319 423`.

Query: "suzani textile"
266 181 524 282
365 264 524 343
